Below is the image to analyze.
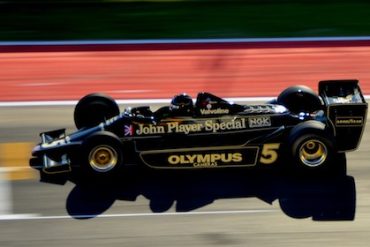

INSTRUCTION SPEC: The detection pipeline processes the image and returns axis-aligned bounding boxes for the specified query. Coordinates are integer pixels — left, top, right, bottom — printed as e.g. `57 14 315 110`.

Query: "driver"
169 93 194 116
154 93 194 119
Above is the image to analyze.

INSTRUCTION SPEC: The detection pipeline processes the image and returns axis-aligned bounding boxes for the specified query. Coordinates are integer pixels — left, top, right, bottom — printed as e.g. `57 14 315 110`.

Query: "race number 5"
260 143 280 164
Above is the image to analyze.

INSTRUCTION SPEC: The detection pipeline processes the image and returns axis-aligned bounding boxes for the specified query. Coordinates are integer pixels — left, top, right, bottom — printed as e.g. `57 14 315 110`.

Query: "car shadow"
46 167 356 221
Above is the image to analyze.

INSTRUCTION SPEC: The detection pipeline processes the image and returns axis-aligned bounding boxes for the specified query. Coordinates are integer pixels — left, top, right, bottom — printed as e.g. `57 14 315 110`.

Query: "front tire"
81 132 123 180
74 93 120 129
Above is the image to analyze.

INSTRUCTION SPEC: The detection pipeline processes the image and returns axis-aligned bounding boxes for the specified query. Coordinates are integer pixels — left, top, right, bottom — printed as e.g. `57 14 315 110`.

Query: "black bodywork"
31 80 367 177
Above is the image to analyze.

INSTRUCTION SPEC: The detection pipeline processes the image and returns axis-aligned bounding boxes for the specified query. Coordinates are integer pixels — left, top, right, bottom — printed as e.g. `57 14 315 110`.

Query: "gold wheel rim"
88 145 118 172
299 139 328 167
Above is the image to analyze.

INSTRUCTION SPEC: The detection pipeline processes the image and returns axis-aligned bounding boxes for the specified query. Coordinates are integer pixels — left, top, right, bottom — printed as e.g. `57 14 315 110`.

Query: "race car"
31 80 367 179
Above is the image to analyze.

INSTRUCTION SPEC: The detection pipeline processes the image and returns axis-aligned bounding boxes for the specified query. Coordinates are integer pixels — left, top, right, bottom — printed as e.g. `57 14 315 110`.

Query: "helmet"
170 93 193 114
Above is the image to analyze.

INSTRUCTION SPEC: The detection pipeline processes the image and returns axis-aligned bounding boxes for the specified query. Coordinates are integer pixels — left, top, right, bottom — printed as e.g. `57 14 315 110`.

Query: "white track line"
0 209 277 221
0 97 273 107
0 95 369 107
0 171 12 215
1 36 370 46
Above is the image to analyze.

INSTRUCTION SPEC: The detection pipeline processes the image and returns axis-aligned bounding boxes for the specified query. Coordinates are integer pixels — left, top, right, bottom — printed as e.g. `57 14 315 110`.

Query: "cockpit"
126 92 280 120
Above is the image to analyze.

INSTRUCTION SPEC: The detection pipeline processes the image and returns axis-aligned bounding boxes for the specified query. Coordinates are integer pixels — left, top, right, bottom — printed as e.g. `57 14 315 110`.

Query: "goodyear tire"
81 132 123 180
74 93 120 129
287 121 341 177
277 85 322 114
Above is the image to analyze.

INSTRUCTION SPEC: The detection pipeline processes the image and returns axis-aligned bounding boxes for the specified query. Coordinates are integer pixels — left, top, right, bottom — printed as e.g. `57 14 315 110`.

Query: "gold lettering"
186 154 197 163
168 155 180 164
168 153 243 166
232 153 243 162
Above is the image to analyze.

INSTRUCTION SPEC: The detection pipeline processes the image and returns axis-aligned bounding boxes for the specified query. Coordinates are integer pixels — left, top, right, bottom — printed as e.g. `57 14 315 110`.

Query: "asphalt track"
1 40 370 246
0 105 369 246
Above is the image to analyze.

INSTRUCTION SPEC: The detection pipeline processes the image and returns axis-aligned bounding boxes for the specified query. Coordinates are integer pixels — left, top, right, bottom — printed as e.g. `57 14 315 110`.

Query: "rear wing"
319 80 368 151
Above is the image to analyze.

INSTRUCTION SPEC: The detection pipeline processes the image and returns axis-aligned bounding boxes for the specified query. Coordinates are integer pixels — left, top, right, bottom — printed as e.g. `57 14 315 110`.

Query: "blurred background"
1 0 370 40
1 1 370 246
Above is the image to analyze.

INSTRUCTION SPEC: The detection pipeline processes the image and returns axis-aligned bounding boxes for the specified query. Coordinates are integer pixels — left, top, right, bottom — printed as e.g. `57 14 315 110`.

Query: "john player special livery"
31 80 367 179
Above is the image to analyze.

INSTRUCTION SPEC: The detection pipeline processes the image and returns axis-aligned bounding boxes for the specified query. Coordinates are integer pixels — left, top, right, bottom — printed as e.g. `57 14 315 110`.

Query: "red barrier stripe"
0 43 370 101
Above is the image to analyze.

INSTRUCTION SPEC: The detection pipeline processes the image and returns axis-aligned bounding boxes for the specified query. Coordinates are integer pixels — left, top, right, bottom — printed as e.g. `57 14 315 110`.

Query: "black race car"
31 80 367 179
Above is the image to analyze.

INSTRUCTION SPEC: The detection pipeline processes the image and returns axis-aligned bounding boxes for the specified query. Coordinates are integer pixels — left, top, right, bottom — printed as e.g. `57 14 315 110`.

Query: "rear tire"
287 121 340 177
291 133 334 175
277 85 322 114
74 93 120 129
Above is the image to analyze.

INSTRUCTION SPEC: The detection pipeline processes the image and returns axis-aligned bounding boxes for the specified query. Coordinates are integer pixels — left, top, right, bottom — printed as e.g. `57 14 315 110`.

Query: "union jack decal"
124 125 134 136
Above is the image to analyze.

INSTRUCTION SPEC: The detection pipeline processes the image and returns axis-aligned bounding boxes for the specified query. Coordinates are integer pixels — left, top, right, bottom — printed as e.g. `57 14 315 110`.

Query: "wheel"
81 132 123 179
74 93 120 129
292 134 333 170
287 121 338 176
277 85 322 114
289 133 339 176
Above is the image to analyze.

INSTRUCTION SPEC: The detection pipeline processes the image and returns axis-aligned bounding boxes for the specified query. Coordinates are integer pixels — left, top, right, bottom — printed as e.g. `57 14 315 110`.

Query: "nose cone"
32 144 42 156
